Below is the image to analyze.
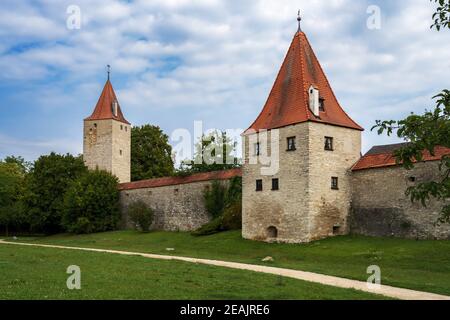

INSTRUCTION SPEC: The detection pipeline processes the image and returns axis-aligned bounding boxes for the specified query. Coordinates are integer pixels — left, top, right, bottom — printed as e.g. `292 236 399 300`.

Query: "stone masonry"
351 161 450 240
242 121 361 243
120 179 235 231
83 118 131 183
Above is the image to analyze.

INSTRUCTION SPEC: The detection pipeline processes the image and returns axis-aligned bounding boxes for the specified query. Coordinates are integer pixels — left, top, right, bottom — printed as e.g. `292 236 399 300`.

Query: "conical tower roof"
85 79 130 124
246 31 362 133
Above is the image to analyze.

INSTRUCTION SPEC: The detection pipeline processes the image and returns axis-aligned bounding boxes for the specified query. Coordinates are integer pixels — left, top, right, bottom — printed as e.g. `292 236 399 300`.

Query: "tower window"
94 123 97 128
331 177 339 190
254 143 261 156
272 178 279 191
120 150 122 156
125 126 127 132
120 125 123 130
256 179 263 191
287 137 296 151
325 137 334 151
319 98 325 112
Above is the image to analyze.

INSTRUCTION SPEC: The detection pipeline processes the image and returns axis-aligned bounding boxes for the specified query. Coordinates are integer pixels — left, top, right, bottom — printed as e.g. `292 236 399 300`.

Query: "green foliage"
23 153 87 233
62 170 120 234
127 200 154 232
131 125 174 181
203 180 227 219
0 159 28 235
222 199 242 230
177 131 241 175
431 0 450 30
3 155 32 174
194 177 242 236
191 216 224 236
373 90 450 222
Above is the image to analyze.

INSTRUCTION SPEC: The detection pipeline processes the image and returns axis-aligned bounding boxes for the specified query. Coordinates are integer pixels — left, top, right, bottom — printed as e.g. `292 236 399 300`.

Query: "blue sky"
0 0 449 161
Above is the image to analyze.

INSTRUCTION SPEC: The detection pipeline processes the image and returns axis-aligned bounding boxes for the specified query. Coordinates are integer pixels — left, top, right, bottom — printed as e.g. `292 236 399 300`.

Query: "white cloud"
0 0 449 160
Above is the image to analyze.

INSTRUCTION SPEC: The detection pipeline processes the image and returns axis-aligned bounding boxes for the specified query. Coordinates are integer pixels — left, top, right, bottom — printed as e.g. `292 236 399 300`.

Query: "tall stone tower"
242 20 363 243
83 77 131 183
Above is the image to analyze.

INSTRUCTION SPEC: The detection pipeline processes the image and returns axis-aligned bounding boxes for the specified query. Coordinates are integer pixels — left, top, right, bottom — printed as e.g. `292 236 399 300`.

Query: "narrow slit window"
325 137 334 151
331 177 339 190
256 179 263 192
272 178 279 191
254 143 261 156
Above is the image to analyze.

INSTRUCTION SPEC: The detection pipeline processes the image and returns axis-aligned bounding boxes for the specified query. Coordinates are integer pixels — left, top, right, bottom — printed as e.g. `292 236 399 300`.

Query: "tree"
178 130 241 175
62 170 120 234
3 155 32 174
24 153 87 233
373 4 450 222
131 125 174 181
0 160 27 235
431 0 450 30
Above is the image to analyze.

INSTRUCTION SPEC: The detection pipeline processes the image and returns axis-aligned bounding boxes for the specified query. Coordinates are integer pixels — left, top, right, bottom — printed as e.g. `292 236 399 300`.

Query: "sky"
0 0 449 162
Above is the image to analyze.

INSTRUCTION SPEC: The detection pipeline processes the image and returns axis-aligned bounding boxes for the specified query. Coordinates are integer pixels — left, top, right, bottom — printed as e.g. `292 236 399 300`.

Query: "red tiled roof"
119 168 242 190
85 79 130 124
245 31 363 134
352 144 450 171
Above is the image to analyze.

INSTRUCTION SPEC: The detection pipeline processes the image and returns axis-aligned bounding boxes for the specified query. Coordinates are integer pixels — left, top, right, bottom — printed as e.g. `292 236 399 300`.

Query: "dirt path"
1 239 449 300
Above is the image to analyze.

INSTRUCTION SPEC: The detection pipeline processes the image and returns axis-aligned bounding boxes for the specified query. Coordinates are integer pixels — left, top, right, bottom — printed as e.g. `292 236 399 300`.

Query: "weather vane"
297 10 302 33
107 64 111 80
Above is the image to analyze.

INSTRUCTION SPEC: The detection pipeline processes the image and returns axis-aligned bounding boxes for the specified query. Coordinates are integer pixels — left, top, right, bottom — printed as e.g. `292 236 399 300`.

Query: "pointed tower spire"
245 28 362 133
297 10 302 33
85 78 130 124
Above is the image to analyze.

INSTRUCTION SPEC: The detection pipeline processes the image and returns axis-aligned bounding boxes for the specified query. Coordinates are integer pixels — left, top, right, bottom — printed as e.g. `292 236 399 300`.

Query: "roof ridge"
301 32 363 130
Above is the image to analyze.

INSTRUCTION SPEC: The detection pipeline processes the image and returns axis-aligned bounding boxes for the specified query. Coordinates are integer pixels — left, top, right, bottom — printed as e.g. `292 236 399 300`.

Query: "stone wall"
120 179 229 232
350 161 450 240
242 121 361 243
307 122 361 240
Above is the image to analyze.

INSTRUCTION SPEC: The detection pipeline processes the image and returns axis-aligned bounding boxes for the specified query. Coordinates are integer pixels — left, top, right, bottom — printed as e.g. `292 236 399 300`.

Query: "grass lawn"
8 230 450 296
0 244 386 300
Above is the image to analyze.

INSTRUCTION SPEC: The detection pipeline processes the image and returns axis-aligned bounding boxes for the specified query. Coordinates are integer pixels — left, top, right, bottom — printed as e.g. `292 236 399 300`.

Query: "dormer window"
112 100 118 117
308 85 320 116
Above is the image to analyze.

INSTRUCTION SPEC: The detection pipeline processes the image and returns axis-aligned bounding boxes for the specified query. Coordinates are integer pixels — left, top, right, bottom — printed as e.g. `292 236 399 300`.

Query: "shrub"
62 170 120 234
128 201 154 232
191 217 224 236
203 180 227 218
193 177 242 236
222 199 242 230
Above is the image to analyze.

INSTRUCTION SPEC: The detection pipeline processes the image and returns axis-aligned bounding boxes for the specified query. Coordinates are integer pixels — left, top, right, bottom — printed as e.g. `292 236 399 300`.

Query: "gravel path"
1 239 449 300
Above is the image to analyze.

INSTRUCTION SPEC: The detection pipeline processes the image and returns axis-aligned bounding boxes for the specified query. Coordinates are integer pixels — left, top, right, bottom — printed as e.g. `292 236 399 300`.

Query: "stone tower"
242 26 363 243
83 78 131 183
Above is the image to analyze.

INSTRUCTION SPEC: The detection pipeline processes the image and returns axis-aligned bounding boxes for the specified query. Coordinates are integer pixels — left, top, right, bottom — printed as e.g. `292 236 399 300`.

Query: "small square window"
125 126 128 132
272 178 279 191
325 137 334 151
120 125 123 130
120 150 123 156
256 179 263 192
254 143 261 156
287 137 296 151
331 177 339 190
